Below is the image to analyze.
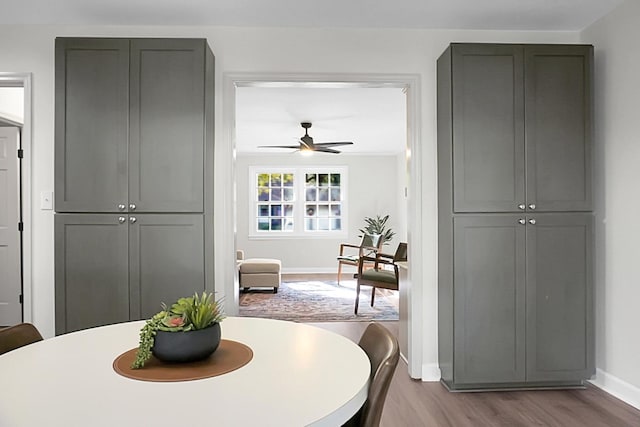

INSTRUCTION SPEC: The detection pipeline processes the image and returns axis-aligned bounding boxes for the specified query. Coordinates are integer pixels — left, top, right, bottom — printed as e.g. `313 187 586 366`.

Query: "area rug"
239 279 399 322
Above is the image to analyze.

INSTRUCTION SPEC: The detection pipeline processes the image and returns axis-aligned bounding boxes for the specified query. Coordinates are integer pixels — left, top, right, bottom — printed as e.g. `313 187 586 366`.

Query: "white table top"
0 317 370 427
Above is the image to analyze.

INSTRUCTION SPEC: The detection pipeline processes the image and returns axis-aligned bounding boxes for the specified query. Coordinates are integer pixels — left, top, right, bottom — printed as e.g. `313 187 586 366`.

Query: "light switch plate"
40 191 53 210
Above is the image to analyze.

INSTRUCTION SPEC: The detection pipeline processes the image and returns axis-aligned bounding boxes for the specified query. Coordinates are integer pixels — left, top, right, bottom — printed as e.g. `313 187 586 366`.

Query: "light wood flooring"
309 321 640 427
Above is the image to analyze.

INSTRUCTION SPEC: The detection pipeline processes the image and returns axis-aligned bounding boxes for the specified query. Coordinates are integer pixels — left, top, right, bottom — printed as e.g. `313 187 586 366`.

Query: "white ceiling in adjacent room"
235 86 407 155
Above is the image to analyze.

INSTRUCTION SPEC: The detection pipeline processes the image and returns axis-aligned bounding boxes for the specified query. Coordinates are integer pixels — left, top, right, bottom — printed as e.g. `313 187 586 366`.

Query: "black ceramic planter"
152 323 221 363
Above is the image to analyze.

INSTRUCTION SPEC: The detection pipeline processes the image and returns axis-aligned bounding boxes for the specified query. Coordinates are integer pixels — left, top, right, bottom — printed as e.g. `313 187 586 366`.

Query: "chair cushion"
360 269 396 284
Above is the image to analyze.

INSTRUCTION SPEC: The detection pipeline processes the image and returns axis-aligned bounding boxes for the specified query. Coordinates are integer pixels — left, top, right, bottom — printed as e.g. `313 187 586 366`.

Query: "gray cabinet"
129 215 205 320
438 43 594 391
55 215 130 334
526 214 593 382
55 38 210 213
54 39 129 213
55 214 205 334
525 46 592 212
55 37 215 334
444 214 593 388
445 43 592 213
452 215 526 385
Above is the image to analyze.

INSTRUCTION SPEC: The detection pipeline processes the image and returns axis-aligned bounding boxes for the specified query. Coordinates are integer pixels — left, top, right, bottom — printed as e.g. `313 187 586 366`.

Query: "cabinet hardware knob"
518 219 526 225
118 216 126 224
118 204 126 211
129 203 137 211
518 204 526 210
129 217 137 224
528 219 536 225
528 203 536 210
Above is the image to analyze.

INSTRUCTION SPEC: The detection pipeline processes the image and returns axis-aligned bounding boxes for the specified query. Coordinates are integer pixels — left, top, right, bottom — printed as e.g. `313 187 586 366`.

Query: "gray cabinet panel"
55 39 129 213
453 215 526 384
55 215 129 334
525 46 593 212
129 215 205 320
526 214 594 381
129 39 205 213
452 45 525 213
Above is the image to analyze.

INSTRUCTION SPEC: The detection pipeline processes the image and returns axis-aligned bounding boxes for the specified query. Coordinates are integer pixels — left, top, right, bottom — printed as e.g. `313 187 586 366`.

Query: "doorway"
220 73 423 377
0 73 32 325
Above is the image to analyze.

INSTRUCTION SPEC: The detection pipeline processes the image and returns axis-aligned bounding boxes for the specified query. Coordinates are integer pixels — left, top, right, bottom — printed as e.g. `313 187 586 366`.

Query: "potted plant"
358 214 396 246
131 292 225 369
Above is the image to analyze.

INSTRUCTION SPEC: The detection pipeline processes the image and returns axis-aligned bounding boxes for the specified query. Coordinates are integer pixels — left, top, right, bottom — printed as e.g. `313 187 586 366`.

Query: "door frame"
0 73 32 323
220 72 424 377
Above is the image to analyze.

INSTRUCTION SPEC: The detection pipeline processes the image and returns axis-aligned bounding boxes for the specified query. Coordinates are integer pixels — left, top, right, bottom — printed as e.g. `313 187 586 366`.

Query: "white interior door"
0 126 21 325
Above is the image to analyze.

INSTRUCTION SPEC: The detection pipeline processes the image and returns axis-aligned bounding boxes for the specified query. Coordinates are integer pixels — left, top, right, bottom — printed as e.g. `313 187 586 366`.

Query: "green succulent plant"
131 292 225 369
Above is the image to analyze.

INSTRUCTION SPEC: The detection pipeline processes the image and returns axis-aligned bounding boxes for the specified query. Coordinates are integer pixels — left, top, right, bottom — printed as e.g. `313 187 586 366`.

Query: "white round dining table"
0 317 370 427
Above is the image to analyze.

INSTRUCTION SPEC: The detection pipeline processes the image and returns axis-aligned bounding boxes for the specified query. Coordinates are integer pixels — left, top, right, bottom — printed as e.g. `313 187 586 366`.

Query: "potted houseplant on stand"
131 292 225 369
359 214 396 246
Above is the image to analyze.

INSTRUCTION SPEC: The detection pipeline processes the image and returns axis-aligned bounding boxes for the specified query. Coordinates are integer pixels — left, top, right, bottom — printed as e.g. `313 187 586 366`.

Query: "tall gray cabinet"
54 38 214 334
437 43 594 390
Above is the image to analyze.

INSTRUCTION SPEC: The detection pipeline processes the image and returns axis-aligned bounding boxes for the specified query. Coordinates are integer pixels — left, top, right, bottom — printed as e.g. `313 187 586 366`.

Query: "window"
256 172 295 232
250 167 347 237
304 172 342 232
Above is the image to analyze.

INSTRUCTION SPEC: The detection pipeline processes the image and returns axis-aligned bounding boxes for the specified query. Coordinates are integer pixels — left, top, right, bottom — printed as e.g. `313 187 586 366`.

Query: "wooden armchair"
354 242 407 314
337 233 383 285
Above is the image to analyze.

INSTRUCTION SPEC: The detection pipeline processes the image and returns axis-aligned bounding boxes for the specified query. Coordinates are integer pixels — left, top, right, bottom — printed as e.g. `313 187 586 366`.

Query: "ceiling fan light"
300 148 313 156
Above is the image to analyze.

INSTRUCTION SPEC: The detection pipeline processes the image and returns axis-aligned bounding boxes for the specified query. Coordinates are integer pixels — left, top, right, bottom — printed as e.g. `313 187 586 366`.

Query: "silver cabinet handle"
118 216 126 224
528 219 536 225
528 203 536 210
129 203 137 211
518 219 526 225
129 217 137 224
118 204 126 211
518 204 526 210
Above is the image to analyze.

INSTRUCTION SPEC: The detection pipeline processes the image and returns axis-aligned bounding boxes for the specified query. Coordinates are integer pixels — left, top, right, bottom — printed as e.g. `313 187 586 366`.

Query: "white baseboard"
589 368 640 410
421 363 441 382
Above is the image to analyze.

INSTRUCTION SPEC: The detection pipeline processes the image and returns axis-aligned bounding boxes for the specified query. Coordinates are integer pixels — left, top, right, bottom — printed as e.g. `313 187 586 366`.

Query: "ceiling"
236 87 407 155
1 0 623 30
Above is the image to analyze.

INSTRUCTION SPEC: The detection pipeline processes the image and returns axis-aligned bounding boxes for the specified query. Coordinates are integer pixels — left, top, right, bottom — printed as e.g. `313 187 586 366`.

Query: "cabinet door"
55 38 129 213
129 214 205 320
525 46 593 212
129 39 205 213
526 214 593 381
453 215 526 384
452 44 525 213
55 214 129 334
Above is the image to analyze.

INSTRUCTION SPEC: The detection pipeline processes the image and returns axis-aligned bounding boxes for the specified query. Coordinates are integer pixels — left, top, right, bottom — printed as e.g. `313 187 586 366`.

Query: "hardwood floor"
309 321 640 427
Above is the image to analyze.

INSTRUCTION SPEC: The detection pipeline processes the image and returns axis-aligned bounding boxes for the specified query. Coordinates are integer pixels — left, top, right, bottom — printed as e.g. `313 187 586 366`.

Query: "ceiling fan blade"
258 145 301 149
314 147 342 154
313 141 354 147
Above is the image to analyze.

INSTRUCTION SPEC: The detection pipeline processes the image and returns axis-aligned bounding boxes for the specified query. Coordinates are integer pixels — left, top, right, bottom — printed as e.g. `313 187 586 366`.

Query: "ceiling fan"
259 122 354 154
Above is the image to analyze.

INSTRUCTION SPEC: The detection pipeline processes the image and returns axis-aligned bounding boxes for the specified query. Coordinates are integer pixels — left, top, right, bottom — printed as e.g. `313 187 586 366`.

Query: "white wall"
0 87 24 123
236 154 402 272
0 24 579 380
582 0 640 408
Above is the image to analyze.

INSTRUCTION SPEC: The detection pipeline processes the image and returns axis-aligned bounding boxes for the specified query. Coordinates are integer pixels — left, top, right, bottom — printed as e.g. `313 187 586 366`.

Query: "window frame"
248 166 348 239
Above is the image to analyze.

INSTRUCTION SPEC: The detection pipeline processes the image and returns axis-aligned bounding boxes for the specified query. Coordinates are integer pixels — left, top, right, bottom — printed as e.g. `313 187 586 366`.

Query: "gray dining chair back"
344 322 400 427
0 322 43 355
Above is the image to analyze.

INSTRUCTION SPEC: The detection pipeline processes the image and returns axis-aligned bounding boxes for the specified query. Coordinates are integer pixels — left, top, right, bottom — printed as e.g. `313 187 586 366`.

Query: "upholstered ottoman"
238 258 281 293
